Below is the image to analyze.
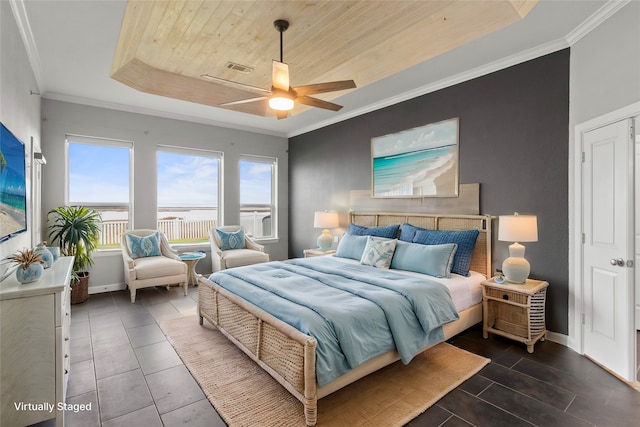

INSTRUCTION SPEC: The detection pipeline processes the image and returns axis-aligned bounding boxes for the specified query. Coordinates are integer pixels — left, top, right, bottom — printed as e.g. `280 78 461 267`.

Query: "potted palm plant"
48 206 101 303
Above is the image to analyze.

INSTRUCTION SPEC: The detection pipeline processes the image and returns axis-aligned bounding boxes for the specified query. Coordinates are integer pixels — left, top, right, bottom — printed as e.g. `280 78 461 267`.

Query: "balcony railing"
100 218 217 246
99 207 272 246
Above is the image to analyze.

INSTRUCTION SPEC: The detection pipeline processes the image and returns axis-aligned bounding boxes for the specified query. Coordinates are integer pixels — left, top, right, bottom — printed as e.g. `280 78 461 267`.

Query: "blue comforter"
209 257 459 386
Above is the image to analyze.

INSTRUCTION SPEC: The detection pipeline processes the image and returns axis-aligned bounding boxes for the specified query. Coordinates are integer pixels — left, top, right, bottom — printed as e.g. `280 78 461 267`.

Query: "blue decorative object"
215 229 246 251
36 243 53 269
126 232 162 259
47 246 60 262
16 263 44 284
412 229 479 276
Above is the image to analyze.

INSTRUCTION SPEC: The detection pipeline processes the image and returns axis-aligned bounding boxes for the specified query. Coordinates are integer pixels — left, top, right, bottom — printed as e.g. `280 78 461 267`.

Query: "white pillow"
360 236 397 269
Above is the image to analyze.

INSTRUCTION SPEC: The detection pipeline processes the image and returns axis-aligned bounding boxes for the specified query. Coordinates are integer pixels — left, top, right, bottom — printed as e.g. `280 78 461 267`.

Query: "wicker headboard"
349 211 492 278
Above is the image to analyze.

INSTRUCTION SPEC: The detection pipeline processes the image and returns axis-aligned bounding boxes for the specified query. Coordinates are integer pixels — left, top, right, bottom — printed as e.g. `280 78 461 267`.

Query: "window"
157 147 222 244
240 156 277 239
66 135 132 248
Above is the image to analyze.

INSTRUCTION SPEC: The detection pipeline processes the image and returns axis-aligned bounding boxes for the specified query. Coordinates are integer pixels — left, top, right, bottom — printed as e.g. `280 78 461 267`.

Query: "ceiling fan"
201 19 356 119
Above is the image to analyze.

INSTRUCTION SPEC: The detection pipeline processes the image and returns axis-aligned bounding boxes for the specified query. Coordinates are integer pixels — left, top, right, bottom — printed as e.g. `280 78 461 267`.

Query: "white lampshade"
498 213 538 283
314 211 339 251
314 211 339 229
498 214 538 243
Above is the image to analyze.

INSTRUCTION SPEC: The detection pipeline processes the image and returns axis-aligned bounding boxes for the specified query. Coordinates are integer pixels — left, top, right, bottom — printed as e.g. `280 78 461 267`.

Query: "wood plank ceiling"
111 0 537 118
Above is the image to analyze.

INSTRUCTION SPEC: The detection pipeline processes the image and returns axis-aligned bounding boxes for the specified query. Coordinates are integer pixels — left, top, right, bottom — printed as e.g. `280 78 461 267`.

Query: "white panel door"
582 119 634 381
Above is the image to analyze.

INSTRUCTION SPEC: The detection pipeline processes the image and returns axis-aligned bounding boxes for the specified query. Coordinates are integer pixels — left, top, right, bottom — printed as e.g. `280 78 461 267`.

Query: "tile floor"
62 286 224 427
35 285 640 426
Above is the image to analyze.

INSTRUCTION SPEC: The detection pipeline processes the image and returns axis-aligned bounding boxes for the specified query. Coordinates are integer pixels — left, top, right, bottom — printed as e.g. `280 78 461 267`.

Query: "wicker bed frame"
197 212 492 426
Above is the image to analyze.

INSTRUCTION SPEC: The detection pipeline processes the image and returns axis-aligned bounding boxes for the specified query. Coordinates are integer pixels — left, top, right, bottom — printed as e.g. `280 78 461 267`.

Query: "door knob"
610 258 624 267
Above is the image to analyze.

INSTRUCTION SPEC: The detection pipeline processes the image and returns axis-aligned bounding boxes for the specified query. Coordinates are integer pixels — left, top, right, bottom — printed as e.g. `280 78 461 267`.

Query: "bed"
197 212 492 426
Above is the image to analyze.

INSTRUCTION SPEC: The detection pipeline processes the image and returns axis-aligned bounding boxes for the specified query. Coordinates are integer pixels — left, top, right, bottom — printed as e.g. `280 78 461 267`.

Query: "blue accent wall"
289 49 570 334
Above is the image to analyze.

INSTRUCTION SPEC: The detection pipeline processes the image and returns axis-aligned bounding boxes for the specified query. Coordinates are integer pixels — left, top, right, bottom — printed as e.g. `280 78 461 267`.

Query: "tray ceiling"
110 0 537 118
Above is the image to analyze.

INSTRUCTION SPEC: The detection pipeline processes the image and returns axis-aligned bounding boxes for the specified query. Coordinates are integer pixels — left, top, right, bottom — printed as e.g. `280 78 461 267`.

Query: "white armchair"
121 229 188 303
209 226 270 273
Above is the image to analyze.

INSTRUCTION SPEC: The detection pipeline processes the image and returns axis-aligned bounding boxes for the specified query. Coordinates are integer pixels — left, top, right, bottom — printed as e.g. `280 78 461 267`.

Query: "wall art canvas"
371 117 459 198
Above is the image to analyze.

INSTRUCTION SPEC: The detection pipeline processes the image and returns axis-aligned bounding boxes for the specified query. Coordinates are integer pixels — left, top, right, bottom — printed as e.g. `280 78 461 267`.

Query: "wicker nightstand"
481 277 549 353
303 249 336 258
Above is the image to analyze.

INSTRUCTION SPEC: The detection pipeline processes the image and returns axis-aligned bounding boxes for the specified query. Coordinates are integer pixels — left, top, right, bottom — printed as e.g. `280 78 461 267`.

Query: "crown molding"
43 92 288 138
289 37 569 138
9 0 44 92
565 0 630 45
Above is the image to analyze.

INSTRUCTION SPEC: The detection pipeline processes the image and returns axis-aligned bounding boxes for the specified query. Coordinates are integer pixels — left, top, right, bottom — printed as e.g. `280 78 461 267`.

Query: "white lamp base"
317 230 333 251
502 242 530 284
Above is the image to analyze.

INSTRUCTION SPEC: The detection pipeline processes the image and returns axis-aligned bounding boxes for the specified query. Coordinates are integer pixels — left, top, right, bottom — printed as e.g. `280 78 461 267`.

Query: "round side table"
179 252 206 286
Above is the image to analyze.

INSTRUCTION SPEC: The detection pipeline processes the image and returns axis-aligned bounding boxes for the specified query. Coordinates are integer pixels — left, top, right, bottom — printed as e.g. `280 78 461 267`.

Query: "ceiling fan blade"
219 96 268 106
295 96 343 111
272 60 290 91
276 110 290 120
293 80 356 97
200 74 271 95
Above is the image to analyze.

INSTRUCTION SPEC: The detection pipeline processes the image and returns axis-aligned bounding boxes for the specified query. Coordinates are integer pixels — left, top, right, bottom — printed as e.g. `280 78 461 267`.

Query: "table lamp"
498 213 538 283
314 211 339 251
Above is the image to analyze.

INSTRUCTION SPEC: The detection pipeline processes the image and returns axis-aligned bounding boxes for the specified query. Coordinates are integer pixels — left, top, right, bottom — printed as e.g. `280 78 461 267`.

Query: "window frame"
239 154 278 241
156 145 223 245
65 134 134 250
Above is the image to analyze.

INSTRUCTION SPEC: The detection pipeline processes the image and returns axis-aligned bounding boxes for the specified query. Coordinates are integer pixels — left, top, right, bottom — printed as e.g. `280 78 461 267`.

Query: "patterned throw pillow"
126 232 162 259
412 229 479 276
360 236 397 269
215 229 246 251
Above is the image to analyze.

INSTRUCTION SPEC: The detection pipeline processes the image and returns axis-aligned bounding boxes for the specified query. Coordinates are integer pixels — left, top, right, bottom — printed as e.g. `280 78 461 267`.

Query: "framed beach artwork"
371 117 459 198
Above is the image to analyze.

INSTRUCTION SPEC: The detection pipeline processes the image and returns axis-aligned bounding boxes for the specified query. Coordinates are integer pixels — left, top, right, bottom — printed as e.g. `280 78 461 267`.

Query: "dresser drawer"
55 282 71 327
484 286 529 305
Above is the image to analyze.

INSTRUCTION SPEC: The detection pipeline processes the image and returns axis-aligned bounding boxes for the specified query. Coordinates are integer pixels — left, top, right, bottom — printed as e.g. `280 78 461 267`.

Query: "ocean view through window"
67 135 132 248
157 147 221 244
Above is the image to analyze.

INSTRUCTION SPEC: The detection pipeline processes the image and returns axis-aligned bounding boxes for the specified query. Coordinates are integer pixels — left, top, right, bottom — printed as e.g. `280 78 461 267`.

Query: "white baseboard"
636 306 640 330
88 283 126 294
545 330 569 347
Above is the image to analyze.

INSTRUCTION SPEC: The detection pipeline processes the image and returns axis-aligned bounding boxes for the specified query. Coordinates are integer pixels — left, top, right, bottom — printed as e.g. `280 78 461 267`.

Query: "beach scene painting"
371 118 459 198
0 123 27 241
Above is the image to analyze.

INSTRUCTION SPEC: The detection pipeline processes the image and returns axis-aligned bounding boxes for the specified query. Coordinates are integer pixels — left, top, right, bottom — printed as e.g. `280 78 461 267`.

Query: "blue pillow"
126 232 162 259
412 229 479 276
348 223 400 238
215 229 246 251
398 223 428 242
335 233 369 260
390 241 457 278
360 237 397 269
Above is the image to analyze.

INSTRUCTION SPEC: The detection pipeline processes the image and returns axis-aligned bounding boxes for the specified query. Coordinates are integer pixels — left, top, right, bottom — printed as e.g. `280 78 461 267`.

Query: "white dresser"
0 256 73 426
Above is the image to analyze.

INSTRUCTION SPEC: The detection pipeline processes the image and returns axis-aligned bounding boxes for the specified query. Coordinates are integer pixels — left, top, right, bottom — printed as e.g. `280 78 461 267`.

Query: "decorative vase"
36 243 53 269
46 246 60 263
16 263 44 284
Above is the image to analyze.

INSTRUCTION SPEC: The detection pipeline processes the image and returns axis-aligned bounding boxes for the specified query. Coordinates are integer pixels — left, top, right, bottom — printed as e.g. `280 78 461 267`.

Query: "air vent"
225 62 253 74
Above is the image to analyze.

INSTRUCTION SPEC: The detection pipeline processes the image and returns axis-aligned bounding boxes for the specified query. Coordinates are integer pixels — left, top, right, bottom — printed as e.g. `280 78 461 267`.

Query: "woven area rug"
161 316 490 427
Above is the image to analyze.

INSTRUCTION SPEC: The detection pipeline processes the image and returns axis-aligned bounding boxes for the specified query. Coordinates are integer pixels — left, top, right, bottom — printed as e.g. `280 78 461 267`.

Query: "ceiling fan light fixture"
268 89 294 111
269 96 294 111
215 18 355 117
